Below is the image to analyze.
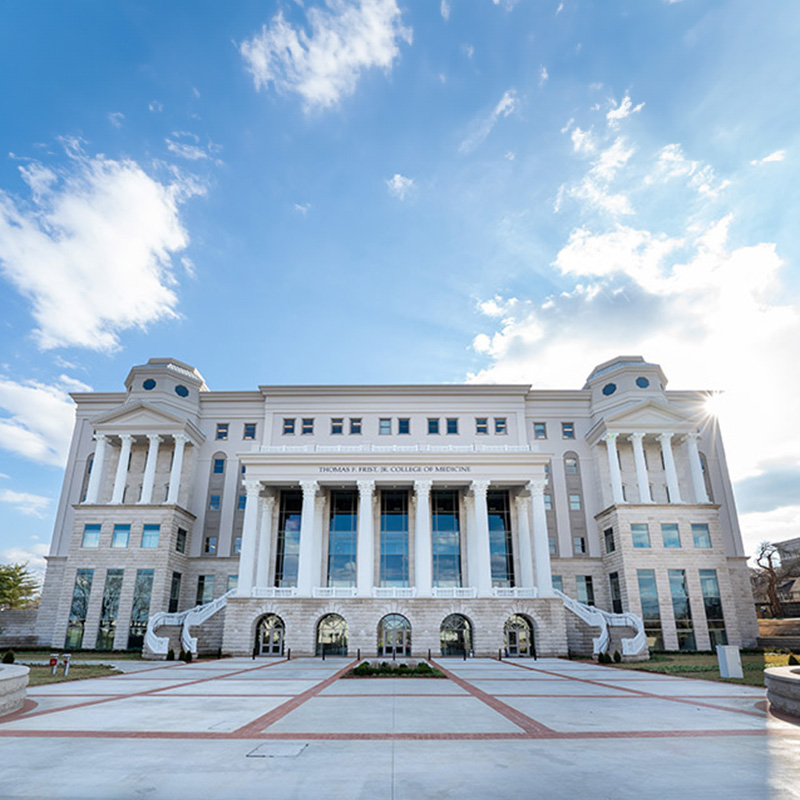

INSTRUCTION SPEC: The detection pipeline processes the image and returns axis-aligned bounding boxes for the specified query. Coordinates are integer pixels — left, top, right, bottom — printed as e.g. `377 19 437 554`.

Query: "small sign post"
716 645 743 679
49 654 59 675
61 653 72 677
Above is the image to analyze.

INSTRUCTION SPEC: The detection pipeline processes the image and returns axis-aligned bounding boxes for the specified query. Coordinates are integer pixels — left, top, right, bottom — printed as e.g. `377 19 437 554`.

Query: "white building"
35 356 758 659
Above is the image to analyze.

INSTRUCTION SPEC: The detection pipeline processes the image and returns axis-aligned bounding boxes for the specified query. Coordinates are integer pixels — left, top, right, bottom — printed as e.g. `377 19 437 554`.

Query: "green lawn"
8 649 143 661
24 664 121 686
606 651 791 687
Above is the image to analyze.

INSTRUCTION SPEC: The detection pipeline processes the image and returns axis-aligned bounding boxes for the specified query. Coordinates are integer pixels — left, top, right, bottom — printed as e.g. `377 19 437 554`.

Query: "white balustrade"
431 587 477 599
312 587 358 598
372 587 417 598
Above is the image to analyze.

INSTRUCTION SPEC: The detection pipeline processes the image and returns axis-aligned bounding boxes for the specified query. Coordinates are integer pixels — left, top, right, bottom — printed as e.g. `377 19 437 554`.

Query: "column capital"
93 432 107 444
657 432 674 443
259 495 276 512
299 479 318 496
471 479 491 498
602 432 618 443
146 434 163 444
356 479 375 496
173 432 190 445
629 431 646 442
243 478 262 498
514 494 531 511
528 479 548 498
414 479 433 495
118 433 134 444
685 430 701 441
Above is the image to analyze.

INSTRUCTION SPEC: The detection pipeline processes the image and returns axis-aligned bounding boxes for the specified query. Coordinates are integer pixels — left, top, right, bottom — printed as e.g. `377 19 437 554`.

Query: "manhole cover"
246 743 309 758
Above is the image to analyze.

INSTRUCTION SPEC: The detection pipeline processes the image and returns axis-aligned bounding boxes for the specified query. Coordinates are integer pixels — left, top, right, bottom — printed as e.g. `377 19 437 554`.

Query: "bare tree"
753 542 800 618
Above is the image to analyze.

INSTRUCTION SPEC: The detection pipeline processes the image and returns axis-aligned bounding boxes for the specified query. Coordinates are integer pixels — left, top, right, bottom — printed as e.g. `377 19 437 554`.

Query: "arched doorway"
316 613 348 657
378 614 411 657
440 614 472 657
504 614 534 657
255 614 285 656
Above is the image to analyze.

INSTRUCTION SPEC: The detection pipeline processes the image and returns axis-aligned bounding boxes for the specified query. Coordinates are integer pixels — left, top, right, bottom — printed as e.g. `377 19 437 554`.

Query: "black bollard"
498 649 502 661
427 648 431 661
463 648 467 661
287 648 291 661
322 646 326 661
357 648 360 661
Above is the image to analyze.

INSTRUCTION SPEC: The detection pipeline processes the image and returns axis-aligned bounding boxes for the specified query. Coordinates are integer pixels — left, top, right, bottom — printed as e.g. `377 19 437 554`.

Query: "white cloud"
751 149 786 166
239 0 412 111
539 66 548 87
0 140 204 351
293 202 312 215
591 137 635 182
739 506 800 558
0 489 51 518
192 87 201 99
459 89 518 154
556 3 564 15
0 543 49 577
165 133 222 163
607 93 644 124
148 100 164 113
463 44 475 59
386 173 414 199
570 126 595 154
567 179 634 216
505 151 516 161
440 0 450 20
108 112 125 128
647 143 730 197
560 118 574 134
0 374 85 466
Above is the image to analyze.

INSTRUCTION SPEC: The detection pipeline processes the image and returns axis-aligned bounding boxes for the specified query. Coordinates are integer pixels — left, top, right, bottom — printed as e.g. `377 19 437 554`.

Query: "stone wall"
0 665 29 717
0 609 39 648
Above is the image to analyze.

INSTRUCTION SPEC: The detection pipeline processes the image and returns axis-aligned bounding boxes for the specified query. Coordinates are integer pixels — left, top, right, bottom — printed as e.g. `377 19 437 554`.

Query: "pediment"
91 401 204 441
587 399 695 443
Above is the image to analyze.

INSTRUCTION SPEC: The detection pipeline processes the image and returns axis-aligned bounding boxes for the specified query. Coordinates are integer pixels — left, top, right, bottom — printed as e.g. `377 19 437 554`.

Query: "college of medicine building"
35 356 758 660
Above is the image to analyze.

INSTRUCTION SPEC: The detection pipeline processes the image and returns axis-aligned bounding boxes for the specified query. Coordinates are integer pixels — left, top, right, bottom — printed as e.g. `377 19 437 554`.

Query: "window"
168 572 182 613
204 536 217 555
243 423 257 440
549 537 557 556
196 575 215 606
475 417 489 435
128 569 154 649
331 418 344 435
428 418 440 435
327 490 358 587
227 575 238 593
552 575 563 593
565 457 578 475
283 418 295 435
631 523 651 548
215 423 228 440
488 490 514 588
609 572 622 614
233 536 241 555
241 464 246 475
350 418 362 435
576 575 595 605
213 458 225 474
562 422 575 439
398 418 410 435
573 536 587 555
533 422 547 439
637 569 663 649
141 524 160 549
301 418 314 435
544 494 553 511
661 523 681 549
65 569 93 649
380 490 409 587
446 418 459 435
379 418 392 435
494 417 507 435
568 493 582 511
432 489 462 588
604 527 615 554
176 527 187 553
209 495 221 511
111 524 130 549
700 569 727 647
692 523 712 548
669 569 696 650
275 490 302 587
238 494 246 511
81 524 101 548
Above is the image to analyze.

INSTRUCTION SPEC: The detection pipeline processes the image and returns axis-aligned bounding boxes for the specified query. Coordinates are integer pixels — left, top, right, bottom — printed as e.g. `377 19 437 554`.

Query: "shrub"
416 661 433 673
613 650 622 663
397 663 409 671
166 648 175 661
2 650 14 664
179 649 193 663
353 661 372 676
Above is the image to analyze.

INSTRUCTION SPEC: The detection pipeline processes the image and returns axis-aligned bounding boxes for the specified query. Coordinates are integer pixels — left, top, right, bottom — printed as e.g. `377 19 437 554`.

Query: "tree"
753 542 800 618
0 563 40 610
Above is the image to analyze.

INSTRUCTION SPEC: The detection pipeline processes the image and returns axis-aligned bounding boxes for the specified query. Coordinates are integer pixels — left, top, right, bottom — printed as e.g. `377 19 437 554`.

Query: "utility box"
716 645 743 679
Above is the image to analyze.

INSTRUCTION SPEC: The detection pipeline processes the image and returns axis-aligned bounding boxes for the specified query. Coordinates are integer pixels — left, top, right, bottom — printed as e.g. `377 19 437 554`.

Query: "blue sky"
1 0 799 573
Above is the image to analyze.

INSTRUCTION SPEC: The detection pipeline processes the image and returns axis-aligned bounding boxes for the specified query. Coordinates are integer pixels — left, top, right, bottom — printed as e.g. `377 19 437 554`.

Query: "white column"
514 494 535 588
356 480 375 597
313 494 326 589
111 434 133 504
685 432 710 504
630 432 653 504
471 479 493 598
296 480 318 596
138 434 162 505
603 433 625 505
659 432 683 504
255 495 276 588
414 480 433 597
84 433 107 504
167 433 189 505
464 493 478 589
529 479 553 597
237 479 262 596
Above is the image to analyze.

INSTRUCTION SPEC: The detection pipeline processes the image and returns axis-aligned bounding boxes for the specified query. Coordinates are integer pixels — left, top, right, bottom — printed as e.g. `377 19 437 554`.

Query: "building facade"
36 356 759 658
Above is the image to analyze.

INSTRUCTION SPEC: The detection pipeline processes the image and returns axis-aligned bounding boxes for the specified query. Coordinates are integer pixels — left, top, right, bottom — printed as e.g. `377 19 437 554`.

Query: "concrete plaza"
0 657 797 799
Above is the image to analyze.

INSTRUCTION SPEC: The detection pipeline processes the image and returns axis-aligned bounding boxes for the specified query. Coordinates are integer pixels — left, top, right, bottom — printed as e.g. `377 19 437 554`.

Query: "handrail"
257 443 532 455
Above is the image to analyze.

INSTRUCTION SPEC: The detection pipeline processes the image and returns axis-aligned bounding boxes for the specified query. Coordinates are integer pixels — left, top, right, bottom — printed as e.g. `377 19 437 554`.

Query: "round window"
143 378 156 391
636 376 650 388
602 383 616 396
175 385 189 398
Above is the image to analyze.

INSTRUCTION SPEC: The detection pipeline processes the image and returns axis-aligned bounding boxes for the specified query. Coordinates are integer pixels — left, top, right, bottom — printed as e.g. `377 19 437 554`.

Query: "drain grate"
246 743 309 758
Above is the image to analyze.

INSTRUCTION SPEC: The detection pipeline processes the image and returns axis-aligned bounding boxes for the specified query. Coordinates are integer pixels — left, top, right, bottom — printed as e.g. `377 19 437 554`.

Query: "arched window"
256 614 285 656
377 614 411 657
316 613 348 657
440 614 472 657
504 615 534 657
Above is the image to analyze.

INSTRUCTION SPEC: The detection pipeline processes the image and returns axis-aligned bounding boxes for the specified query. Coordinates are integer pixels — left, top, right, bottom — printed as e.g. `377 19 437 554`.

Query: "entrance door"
507 630 520 657
378 614 412 657
256 614 285 657
504 615 533 657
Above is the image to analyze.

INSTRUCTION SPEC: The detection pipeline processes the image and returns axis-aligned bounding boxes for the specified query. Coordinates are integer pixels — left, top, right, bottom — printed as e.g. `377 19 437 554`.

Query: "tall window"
196 574 215 605
576 575 595 605
215 423 229 440
487 490 514 588
65 569 94 649
428 418 440 435
176 527 187 553
96 569 124 651
213 458 225 474
631 523 651 548
494 417 507 435
446 418 459 435
475 417 488 435
431 489 461 587
637 569 663 649
301 418 314 435
331 418 344 435
565 457 578 475
661 523 681 548
350 418 362 434
128 569 154 649
274 490 302 587
699 569 727 646
604 527 615 553
243 423 257 440
111 524 130 548
609 572 622 613
283 418 295 435
380 490 409 587
398 418 410 435
204 536 217 555
692 523 712 548
141 524 160 548
568 493 582 510
169 572 182 613
533 422 547 439
379 418 392 435
327 490 358 587
81 524 101 548
668 569 696 651
551 575 563 593
562 422 575 439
